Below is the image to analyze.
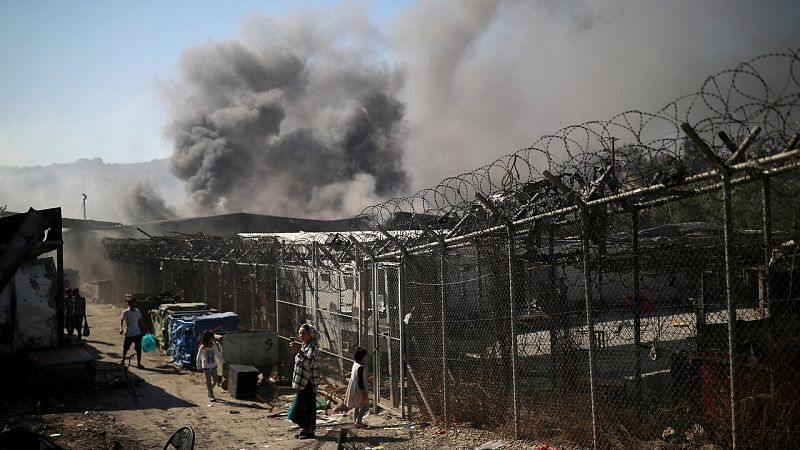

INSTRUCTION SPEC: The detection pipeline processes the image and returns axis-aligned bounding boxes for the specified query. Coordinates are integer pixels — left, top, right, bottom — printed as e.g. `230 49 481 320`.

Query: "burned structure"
101 52 800 448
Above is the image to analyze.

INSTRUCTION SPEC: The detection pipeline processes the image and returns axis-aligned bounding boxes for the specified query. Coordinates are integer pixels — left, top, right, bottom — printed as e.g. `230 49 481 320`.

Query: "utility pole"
81 193 87 220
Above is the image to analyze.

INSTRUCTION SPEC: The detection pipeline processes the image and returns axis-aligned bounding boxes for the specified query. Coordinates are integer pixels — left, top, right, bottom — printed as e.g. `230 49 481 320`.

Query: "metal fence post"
251 264 257 330
232 264 237 314
275 243 283 381
580 210 599 449
548 224 558 390
631 210 642 413
203 262 208 302
276 242 282 334
440 244 449 425
356 248 363 348
372 261 380 414
681 122 740 448
217 262 222 311
722 177 740 449
398 259 406 418
507 227 520 439
313 242 320 328
761 176 771 320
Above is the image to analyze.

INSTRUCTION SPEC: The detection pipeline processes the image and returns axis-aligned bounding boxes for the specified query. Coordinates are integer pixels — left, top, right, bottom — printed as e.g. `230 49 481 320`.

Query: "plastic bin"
170 312 240 368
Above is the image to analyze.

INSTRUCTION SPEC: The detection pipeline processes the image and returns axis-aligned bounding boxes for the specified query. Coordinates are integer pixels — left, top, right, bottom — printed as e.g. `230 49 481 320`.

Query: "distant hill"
0 158 186 223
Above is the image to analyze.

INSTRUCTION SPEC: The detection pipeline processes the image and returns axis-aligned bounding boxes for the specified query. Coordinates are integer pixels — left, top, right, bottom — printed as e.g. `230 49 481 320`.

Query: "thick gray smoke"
124 181 178 223
166 12 406 218
163 0 798 218
392 0 800 188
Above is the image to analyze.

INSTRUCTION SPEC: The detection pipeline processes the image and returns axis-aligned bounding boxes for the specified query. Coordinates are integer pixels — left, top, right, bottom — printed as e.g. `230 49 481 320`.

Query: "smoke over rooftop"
165 11 407 219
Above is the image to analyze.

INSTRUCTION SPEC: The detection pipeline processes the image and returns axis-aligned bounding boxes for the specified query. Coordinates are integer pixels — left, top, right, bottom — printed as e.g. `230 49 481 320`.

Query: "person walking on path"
196 330 224 401
64 289 76 337
344 346 370 428
119 296 147 369
288 323 319 439
72 288 86 339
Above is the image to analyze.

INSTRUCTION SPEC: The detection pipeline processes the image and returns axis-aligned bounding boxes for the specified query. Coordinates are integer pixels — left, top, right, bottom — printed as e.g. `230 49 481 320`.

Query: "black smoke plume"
166 13 407 218
124 181 178 223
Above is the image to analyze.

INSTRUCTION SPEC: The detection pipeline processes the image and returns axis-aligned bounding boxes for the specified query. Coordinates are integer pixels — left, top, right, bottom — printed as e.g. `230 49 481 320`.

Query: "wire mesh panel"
403 250 445 421
452 235 517 432
315 265 357 386
253 264 277 332
730 172 800 449
374 263 402 410
515 219 595 446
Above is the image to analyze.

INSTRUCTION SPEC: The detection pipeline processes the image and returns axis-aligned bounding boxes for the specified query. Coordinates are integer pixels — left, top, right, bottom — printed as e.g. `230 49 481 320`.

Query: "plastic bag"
141 332 158 353
82 319 90 337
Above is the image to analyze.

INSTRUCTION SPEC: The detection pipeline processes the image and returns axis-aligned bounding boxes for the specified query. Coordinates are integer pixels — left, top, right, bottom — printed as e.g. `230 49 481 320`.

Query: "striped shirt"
292 340 320 393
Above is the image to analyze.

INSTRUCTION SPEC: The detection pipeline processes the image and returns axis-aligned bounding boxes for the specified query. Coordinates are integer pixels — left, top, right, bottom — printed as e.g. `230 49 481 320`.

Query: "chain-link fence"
102 51 800 448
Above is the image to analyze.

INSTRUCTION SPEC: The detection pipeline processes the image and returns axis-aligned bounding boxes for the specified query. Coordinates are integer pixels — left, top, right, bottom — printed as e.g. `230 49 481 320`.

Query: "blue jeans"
203 368 219 398
353 404 369 423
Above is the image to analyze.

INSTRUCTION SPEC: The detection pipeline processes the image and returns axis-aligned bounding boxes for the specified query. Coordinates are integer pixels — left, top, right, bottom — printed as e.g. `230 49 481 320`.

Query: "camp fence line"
103 51 800 449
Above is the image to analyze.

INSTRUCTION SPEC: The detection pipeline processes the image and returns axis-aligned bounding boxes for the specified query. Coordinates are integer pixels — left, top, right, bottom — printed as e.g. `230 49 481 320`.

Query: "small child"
344 347 369 428
196 330 224 401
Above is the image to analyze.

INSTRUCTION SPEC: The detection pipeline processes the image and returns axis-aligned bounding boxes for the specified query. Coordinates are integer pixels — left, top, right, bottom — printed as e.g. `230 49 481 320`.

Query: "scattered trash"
476 439 506 450
48 433 61 437
333 403 349 413
76 423 84 427
685 423 705 442
365 446 384 450
229 410 240 414
671 318 688 327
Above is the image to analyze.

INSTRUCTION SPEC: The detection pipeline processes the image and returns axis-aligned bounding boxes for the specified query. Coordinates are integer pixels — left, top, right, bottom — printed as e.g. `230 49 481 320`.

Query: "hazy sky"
1 0 797 222
0 0 409 167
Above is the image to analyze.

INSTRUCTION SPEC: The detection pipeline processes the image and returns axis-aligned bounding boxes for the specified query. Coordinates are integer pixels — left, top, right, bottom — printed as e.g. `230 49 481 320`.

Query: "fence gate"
366 262 405 416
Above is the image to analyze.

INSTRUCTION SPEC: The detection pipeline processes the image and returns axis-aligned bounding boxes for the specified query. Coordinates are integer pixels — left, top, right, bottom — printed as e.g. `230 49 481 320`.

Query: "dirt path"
22 304 548 450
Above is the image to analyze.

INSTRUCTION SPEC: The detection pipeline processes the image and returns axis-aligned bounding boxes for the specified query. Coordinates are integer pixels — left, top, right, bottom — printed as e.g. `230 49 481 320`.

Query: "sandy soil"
3 303 556 450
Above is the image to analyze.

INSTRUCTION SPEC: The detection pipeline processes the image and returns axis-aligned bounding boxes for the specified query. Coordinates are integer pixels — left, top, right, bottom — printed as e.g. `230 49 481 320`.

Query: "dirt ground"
2 304 559 450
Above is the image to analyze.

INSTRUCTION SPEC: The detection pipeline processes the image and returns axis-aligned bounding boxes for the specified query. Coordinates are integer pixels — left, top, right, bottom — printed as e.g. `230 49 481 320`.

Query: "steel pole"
761 177 772 319
398 260 407 418
722 178 740 449
580 210 598 449
372 261 380 413
440 245 448 425
548 224 558 390
507 228 520 438
632 210 642 412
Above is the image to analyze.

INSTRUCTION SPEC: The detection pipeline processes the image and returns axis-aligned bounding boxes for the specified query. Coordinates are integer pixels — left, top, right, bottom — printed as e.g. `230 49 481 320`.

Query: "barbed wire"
357 50 800 239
